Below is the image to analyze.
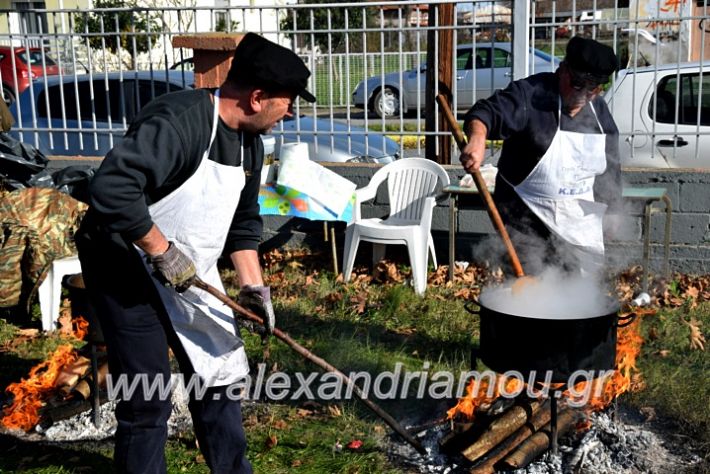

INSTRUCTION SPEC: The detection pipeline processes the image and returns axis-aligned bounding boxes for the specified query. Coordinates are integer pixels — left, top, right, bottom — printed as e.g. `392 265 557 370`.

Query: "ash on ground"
515 409 704 474
6 384 195 443
387 406 705 474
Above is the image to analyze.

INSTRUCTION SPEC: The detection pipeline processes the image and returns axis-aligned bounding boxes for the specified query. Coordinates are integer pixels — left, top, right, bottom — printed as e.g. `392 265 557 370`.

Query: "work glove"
149 242 197 293
237 285 275 335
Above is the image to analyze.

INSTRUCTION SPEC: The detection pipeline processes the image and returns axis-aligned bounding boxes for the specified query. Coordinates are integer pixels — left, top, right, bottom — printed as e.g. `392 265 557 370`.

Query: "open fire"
439 300 656 472
1 316 90 431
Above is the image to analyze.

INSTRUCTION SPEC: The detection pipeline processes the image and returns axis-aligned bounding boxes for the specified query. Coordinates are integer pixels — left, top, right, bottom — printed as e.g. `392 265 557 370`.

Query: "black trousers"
77 236 252 474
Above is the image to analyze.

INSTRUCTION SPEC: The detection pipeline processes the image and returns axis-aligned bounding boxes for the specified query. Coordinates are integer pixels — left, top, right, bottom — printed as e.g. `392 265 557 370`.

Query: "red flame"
2 345 79 431
447 308 649 420
570 314 645 411
72 316 89 341
446 374 523 421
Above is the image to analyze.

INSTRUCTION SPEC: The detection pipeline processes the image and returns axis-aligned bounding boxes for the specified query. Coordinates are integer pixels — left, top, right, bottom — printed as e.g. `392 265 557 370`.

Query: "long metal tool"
193 278 426 454
435 94 526 279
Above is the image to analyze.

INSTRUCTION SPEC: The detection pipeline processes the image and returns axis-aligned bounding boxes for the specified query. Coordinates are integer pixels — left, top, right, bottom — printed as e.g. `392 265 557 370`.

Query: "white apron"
502 98 608 273
138 90 249 387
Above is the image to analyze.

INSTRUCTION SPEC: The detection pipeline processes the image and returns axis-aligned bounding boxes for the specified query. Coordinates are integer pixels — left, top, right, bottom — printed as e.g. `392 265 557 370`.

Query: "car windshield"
18 50 56 66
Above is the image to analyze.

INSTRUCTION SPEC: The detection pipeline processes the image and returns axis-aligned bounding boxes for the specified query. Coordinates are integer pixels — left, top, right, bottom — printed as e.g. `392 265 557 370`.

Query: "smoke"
479 266 618 319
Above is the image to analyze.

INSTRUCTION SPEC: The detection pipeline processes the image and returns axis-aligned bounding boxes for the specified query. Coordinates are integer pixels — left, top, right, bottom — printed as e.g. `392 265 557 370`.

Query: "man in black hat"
459 36 622 275
76 32 315 473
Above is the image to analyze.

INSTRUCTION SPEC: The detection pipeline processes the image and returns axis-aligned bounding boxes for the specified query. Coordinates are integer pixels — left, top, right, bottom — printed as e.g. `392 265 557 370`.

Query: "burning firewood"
55 355 91 396
468 400 552 474
499 409 582 470
71 362 109 400
462 400 543 462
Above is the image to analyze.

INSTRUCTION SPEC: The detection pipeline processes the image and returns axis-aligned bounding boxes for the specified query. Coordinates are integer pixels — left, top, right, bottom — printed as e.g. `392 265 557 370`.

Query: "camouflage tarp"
0 188 87 310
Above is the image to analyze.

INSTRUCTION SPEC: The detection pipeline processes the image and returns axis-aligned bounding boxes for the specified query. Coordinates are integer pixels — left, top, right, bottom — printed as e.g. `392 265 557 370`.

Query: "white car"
605 62 710 168
352 43 560 118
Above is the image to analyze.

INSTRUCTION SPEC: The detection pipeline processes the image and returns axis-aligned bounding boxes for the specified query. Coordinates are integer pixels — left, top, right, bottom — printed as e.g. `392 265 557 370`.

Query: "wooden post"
425 3 454 164
171 33 245 88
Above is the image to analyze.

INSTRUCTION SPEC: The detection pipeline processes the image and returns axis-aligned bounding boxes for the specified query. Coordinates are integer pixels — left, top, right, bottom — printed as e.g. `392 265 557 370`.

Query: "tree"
74 0 160 69
280 0 368 53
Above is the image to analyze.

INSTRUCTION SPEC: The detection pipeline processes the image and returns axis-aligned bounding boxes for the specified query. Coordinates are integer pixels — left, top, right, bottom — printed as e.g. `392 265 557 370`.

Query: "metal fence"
0 0 708 168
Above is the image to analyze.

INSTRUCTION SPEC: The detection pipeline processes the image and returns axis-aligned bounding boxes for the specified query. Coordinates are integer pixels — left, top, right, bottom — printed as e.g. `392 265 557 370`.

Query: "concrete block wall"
46 158 710 275
262 164 710 276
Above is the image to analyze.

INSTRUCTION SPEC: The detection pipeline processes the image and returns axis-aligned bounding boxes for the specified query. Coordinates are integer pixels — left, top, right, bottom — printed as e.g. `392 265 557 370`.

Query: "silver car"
605 61 710 168
352 43 560 118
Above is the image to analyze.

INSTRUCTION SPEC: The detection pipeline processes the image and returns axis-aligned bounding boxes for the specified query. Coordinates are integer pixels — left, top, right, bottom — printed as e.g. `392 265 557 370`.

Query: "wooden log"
72 362 109 400
469 400 552 474
462 400 543 462
500 409 581 470
439 420 475 453
55 355 91 395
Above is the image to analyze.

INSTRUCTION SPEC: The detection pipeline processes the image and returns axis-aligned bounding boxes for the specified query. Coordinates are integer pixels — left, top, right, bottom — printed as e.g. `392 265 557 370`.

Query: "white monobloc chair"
342 158 450 295
38 255 83 331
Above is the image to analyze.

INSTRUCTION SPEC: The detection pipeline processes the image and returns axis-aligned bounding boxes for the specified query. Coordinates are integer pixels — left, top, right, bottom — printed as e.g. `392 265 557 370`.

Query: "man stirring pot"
460 36 622 275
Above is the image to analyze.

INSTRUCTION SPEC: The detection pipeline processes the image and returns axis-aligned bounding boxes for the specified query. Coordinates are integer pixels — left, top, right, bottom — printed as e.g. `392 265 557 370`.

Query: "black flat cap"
565 36 618 83
227 32 316 103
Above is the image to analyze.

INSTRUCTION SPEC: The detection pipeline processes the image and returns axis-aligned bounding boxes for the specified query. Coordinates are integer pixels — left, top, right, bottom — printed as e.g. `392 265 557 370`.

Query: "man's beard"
562 91 589 112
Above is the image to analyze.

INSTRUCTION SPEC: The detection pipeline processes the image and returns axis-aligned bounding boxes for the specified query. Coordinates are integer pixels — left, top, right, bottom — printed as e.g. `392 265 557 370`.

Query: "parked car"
0 46 60 106
9 71 194 156
352 43 561 118
275 115 399 164
605 62 710 168
9 70 399 163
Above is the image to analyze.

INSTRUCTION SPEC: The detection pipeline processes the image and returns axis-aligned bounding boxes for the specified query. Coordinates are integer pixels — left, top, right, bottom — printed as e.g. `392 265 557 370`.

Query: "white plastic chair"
342 158 450 295
38 255 82 331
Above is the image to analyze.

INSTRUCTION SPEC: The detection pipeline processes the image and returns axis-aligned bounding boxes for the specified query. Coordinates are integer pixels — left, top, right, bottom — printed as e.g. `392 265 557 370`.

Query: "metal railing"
0 0 708 168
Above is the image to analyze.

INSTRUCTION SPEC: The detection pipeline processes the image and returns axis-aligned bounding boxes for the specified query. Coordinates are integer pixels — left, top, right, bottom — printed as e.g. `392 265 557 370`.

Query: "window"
18 49 56 66
137 79 184 110
492 48 511 68
650 72 710 126
38 79 126 122
474 48 492 69
456 49 472 70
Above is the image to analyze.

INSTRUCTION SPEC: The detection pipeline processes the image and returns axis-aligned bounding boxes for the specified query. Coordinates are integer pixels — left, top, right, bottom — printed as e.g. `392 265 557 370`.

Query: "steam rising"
479 267 618 319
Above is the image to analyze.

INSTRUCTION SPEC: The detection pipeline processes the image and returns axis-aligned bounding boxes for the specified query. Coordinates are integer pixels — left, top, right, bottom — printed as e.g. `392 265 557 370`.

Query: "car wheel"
373 87 400 118
2 87 15 107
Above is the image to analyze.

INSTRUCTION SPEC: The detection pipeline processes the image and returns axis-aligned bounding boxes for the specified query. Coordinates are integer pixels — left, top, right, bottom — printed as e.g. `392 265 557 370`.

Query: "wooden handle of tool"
436 94 525 278
192 278 426 454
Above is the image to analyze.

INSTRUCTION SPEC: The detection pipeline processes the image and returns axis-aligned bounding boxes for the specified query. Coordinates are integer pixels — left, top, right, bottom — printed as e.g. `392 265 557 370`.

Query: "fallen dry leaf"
373 424 386 435
291 459 303 467
56 309 73 336
327 405 342 417
243 414 259 427
17 328 39 337
265 434 278 449
682 317 706 351
295 408 314 418
273 419 289 430
349 292 368 315
656 349 671 357
639 406 656 422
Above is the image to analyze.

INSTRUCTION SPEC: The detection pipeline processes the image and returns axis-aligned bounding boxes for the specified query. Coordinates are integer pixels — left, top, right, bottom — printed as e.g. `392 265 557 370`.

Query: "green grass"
0 255 708 472
627 301 710 442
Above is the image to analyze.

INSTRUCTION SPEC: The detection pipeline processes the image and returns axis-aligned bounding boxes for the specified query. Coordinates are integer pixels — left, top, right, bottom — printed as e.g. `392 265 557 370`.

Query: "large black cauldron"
466 296 634 384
